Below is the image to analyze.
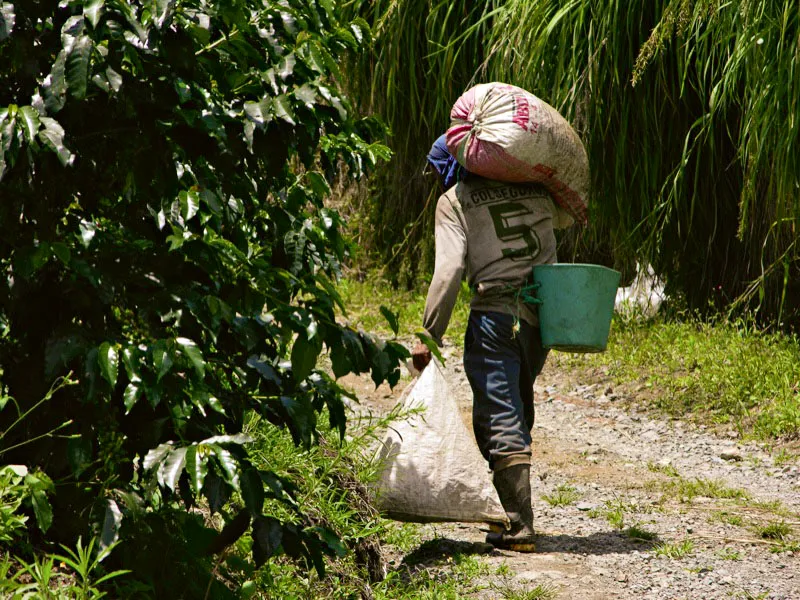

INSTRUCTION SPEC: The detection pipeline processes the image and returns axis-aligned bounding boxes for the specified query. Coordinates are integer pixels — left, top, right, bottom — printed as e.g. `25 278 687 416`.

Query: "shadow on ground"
533 530 660 555
398 529 660 571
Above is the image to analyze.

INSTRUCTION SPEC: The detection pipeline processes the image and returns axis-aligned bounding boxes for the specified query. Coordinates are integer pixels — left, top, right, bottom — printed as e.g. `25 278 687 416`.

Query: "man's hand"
411 341 433 372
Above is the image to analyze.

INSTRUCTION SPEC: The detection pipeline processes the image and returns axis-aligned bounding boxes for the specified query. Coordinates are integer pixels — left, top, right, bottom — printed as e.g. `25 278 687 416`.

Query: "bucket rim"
533 263 621 275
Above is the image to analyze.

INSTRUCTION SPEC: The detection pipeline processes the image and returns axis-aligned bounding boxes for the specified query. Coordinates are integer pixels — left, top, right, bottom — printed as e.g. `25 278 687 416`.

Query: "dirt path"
344 341 800 600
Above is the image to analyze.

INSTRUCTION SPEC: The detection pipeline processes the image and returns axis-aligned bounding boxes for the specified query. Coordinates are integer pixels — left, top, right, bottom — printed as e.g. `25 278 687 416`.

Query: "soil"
340 340 800 600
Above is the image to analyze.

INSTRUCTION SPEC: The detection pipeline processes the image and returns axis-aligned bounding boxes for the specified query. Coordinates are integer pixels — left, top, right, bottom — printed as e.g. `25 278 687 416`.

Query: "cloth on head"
427 134 467 190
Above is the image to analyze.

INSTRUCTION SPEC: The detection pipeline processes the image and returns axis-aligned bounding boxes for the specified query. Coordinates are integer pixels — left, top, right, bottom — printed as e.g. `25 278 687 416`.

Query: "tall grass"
344 0 800 326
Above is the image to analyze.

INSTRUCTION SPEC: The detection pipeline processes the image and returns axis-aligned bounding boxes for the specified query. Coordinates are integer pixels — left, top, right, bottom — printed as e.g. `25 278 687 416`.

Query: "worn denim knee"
464 310 548 470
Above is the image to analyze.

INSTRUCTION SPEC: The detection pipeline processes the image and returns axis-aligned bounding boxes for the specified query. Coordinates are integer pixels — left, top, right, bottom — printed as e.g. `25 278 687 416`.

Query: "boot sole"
505 542 536 553
486 533 536 553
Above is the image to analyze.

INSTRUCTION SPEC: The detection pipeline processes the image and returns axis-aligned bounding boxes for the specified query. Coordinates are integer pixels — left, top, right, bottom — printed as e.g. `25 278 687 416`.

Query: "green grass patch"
756 521 793 541
650 476 750 503
587 498 639 530
709 511 745 527
769 540 800 554
652 539 694 559
338 274 472 345
647 461 680 478
624 525 658 541
718 547 742 561
541 484 581 507
560 315 800 440
492 582 559 600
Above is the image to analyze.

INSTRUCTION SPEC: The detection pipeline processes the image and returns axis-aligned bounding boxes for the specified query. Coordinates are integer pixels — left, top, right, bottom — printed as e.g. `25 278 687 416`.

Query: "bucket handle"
518 282 542 306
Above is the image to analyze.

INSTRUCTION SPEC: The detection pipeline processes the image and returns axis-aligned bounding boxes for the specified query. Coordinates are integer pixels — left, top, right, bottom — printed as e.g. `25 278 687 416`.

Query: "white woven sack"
374 361 508 525
446 82 589 227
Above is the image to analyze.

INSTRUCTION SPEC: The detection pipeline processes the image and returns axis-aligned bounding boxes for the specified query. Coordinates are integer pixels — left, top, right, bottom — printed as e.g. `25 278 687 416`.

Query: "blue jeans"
464 310 549 471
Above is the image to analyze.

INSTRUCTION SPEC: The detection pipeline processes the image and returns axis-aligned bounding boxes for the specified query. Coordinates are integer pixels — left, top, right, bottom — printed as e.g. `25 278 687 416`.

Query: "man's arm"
413 192 467 370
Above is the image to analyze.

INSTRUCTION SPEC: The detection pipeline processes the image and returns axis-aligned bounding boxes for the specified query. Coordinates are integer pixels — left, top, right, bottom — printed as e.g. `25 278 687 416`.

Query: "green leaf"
306 171 330 198
123 382 140 413
51 242 71 265
380 306 399 336
143 442 172 472
18 106 40 142
152 0 175 28
30 489 53 533
176 337 204 378
251 516 282 567
84 0 105 28
152 341 173 380
43 51 67 113
415 332 445 365
290 334 320 382
158 446 187 491
244 99 272 126
67 437 93 476
98 499 122 561
273 95 295 125
240 468 264 514
184 446 208 493
38 117 73 165
202 433 251 446
180 190 200 221
79 219 95 247
66 34 92 99
0 3 14 41
211 445 239 488
98 342 119 387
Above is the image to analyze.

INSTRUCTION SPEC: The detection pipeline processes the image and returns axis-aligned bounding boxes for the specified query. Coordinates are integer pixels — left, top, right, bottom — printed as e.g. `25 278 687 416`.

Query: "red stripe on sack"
446 124 472 152
450 87 476 121
512 94 530 131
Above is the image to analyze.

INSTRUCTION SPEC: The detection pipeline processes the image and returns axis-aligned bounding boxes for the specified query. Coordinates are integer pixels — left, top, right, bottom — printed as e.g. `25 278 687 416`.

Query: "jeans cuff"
493 451 532 472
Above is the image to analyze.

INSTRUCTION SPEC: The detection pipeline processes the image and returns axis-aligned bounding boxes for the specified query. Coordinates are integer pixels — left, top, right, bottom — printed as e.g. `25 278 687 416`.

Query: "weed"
655 476 749 502
647 461 680 478
749 499 791 517
769 540 800 554
339 276 472 346
495 563 513 577
756 521 792 540
490 573 558 600
652 539 694 559
588 498 639 530
383 523 422 554
718 548 742 560
687 565 714 574
541 484 581 507
709 511 745 527
562 317 800 440
735 590 770 600
624 525 658 541
772 449 797 467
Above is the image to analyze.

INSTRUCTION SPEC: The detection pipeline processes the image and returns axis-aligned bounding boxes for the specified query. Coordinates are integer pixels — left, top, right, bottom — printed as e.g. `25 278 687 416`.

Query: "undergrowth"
231 409 496 598
338 273 472 346
567 314 800 440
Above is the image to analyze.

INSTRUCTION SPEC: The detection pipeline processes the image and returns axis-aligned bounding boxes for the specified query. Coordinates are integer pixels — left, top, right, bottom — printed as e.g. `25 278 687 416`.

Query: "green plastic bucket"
532 263 621 353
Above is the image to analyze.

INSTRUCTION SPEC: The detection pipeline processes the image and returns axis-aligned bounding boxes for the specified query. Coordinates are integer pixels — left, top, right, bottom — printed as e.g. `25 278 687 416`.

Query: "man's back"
422 176 558 343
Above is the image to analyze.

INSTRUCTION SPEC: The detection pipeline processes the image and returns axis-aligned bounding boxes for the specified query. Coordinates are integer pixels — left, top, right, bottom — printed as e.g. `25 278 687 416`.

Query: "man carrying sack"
411 135 562 552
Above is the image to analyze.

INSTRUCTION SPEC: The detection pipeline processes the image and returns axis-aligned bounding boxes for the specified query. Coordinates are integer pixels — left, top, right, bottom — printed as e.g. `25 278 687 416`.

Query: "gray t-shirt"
422 177 559 345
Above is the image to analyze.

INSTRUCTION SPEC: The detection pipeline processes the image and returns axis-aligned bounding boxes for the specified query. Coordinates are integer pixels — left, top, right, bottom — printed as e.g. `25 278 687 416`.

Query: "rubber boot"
486 464 536 552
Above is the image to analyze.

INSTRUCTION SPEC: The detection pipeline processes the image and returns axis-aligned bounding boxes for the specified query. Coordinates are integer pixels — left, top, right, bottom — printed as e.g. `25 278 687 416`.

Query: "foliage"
541 484 581 508
338 273 472 345
345 0 800 326
0 538 127 598
652 539 695 559
563 314 800 439
0 0 407 590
